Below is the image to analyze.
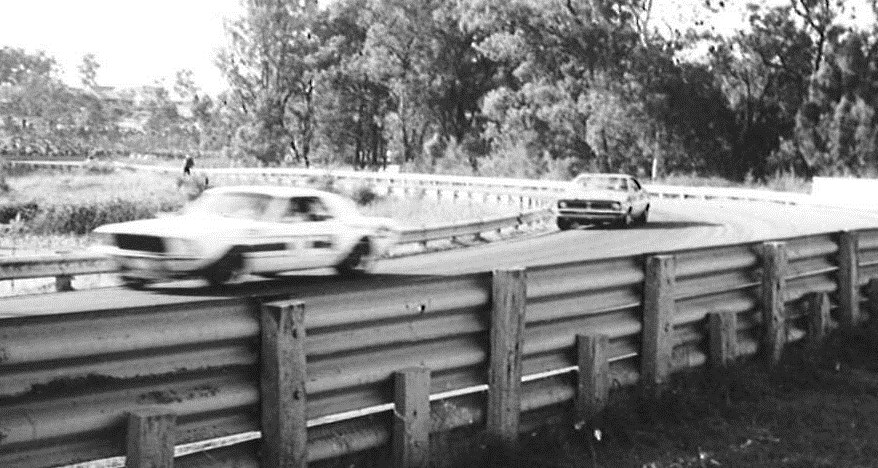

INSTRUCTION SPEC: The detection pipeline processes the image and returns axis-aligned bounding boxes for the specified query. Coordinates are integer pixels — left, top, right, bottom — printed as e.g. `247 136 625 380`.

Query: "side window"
280 197 309 223
281 197 332 222
617 178 629 191
306 197 332 221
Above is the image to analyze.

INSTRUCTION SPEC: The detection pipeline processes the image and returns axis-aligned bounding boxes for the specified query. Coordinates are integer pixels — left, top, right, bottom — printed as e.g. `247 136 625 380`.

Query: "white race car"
554 173 650 230
93 185 399 288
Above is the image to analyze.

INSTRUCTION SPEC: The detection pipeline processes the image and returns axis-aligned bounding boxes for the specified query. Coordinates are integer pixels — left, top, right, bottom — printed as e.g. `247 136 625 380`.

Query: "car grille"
560 200 617 210
115 234 166 253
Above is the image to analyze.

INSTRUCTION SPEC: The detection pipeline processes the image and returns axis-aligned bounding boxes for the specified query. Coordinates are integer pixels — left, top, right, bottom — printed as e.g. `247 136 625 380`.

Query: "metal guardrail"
3 159 862 294
19 159 878 213
2 229 877 467
0 208 550 291
6 159 827 205
4 160 878 467
2 160 554 292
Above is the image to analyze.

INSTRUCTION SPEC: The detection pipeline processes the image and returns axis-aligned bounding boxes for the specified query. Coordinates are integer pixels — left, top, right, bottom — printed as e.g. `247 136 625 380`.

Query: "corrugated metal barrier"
2 229 878 467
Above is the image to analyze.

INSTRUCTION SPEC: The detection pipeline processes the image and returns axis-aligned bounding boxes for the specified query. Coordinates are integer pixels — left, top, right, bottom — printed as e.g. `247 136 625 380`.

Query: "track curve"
4 198 878 317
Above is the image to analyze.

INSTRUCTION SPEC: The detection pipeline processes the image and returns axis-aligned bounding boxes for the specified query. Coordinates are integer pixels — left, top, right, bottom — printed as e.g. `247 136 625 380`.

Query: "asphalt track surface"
5 198 878 318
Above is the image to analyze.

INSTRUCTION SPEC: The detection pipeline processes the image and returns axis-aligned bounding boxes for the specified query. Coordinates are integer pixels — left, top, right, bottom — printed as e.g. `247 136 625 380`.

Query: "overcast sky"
0 1 873 96
0 0 242 94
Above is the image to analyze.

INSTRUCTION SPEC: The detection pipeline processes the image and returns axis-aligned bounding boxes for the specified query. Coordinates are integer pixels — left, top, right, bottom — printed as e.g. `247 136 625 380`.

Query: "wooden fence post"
261 301 307 468
838 231 860 328
55 274 73 292
708 311 737 369
642 255 676 393
865 278 878 320
576 334 609 422
393 367 431 468
805 292 831 347
126 408 176 468
761 242 788 366
487 268 526 444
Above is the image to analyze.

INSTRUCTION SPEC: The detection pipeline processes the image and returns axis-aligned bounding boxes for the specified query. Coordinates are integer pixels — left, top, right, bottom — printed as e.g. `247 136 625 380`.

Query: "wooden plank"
125 408 176 468
806 292 831 347
487 268 526 444
260 301 307 468
761 242 788 366
709 310 737 369
838 231 860 327
576 334 609 422
393 367 431 468
642 255 675 390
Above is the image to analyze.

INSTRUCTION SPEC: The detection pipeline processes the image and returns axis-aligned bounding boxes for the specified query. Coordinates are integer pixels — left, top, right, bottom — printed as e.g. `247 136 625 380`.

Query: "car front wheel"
556 218 574 231
618 209 634 228
204 249 244 287
336 238 373 276
638 206 649 225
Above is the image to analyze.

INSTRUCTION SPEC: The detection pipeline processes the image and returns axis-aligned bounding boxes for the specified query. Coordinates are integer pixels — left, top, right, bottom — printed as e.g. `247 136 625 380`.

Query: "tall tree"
703 2 828 178
0 47 55 86
466 0 669 174
219 0 333 166
78 53 100 91
314 0 393 168
794 29 878 175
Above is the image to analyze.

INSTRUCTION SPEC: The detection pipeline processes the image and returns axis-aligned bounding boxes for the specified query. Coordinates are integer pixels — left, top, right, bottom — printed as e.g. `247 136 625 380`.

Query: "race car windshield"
186 192 273 220
576 177 626 191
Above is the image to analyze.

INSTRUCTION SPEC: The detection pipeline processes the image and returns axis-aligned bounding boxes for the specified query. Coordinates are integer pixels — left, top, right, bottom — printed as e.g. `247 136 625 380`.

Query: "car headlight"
611 202 622 210
558 201 568 208
94 232 115 246
165 238 199 256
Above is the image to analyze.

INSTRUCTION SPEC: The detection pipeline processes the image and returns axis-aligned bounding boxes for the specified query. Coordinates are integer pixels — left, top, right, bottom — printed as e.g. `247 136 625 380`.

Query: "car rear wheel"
336 238 373 276
121 275 151 290
556 218 574 231
204 249 244 287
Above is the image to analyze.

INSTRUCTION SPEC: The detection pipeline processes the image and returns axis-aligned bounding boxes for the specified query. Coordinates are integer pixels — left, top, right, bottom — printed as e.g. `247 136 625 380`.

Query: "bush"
80 160 118 175
351 183 381 205
0 201 40 224
306 173 337 193
27 198 183 235
176 173 210 200
1 197 186 235
0 160 9 193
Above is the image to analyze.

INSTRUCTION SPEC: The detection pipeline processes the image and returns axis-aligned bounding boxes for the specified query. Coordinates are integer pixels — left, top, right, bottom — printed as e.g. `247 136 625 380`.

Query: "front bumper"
99 248 208 280
556 209 626 222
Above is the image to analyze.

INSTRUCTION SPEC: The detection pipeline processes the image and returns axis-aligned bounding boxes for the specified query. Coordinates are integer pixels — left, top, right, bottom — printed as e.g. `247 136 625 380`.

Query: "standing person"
183 154 194 175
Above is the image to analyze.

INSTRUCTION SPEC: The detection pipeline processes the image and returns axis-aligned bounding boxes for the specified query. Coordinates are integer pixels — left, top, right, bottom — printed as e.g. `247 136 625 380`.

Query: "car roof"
204 185 339 198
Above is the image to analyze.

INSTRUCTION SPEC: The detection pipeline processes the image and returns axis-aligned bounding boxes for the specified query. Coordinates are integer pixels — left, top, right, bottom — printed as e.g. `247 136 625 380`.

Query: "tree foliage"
3 0 878 181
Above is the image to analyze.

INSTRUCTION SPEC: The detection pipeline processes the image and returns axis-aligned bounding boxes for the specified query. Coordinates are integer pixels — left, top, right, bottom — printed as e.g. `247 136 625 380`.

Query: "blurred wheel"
618 209 634 228
121 276 150 290
204 249 243 287
556 218 573 231
638 206 649 225
336 238 373 276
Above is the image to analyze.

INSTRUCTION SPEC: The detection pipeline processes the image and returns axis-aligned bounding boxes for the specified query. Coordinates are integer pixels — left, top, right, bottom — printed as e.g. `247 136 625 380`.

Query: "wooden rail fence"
3 228 878 466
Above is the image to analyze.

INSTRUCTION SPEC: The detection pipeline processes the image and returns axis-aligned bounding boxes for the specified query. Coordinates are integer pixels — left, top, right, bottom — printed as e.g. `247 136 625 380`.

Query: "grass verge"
655 172 812 194
324 328 878 468
448 328 878 468
0 168 516 255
